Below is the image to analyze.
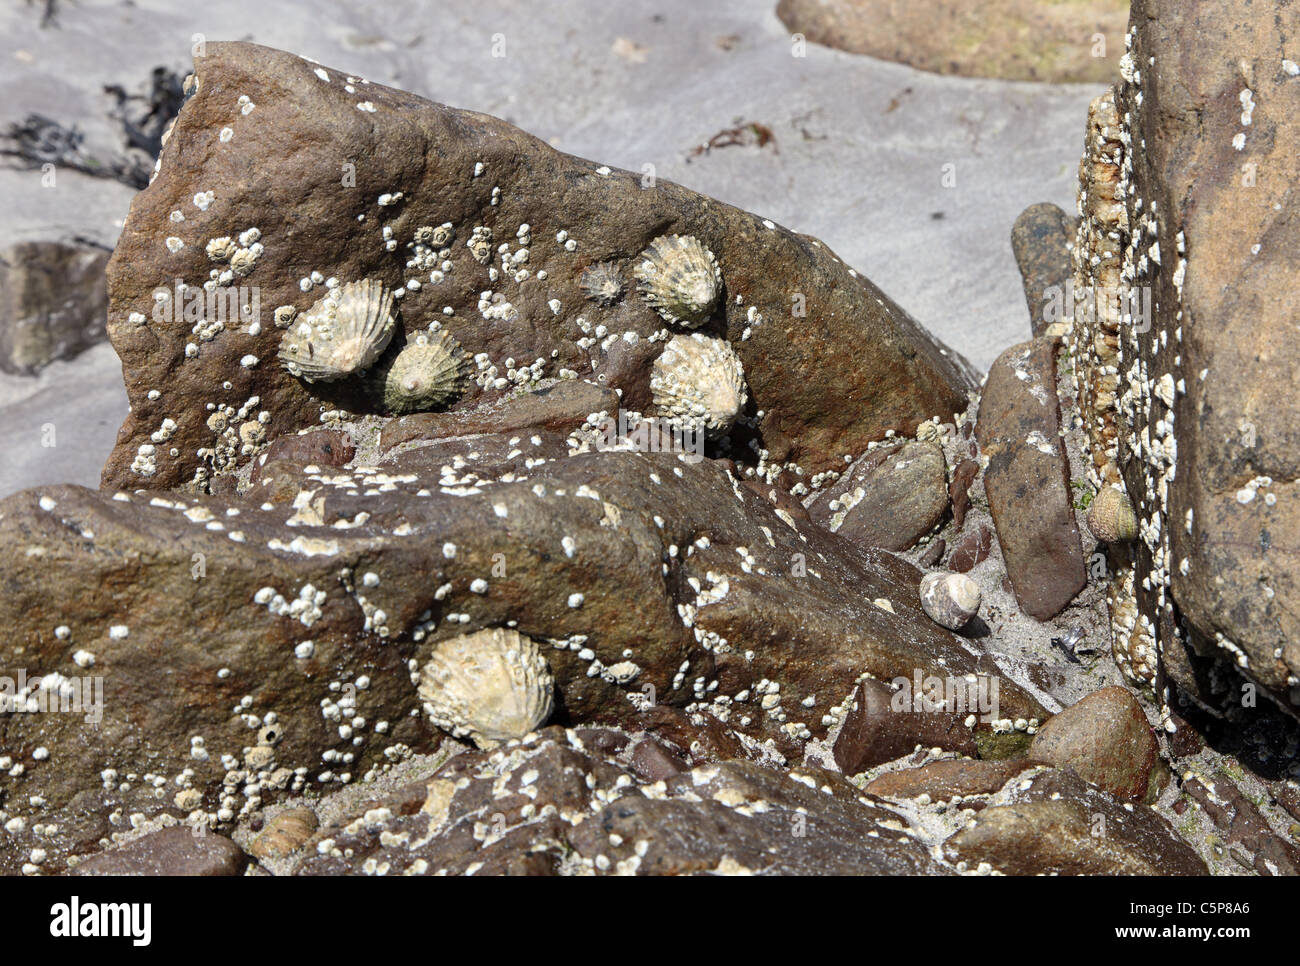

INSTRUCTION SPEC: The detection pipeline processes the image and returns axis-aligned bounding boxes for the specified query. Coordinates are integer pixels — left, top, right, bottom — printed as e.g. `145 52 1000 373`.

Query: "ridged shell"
371 330 467 414
278 279 396 382
580 261 626 306
1086 486 1137 543
650 333 747 438
418 627 554 749
919 571 981 631
248 807 318 862
634 234 721 326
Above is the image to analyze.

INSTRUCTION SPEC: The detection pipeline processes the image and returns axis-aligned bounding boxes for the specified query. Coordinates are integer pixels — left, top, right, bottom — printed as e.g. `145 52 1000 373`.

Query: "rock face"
977 338 1086 620
943 768 1208 875
1011 203 1075 339
0 241 109 374
1028 686 1159 801
775 0 1128 84
0 446 1045 873
1070 1 1300 716
805 439 949 551
100 41 973 494
71 825 245 876
294 727 949 875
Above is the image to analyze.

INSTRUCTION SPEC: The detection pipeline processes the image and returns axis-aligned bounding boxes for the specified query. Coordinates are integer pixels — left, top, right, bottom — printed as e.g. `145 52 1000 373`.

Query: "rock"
948 457 979 529
0 241 109 374
977 338 1086 619
865 758 1038 805
775 0 1128 84
943 768 1207 875
1028 686 1159 800
629 737 687 781
948 523 994 573
379 380 619 454
805 439 949 551
0 447 1045 872
832 678 980 775
1070 0 1300 717
293 727 949 875
1183 775 1300 877
71 825 245 876
1011 203 1076 338
99 41 973 494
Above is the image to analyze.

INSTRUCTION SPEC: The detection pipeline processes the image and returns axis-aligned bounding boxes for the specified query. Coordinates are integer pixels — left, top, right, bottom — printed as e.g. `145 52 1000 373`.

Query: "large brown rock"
1071 0 1300 715
977 338 1086 620
71 825 246 876
1028 686 1159 800
776 0 1128 84
0 446 1045 873
0 240 108 374
1011 203 1076 338
100 41 973 493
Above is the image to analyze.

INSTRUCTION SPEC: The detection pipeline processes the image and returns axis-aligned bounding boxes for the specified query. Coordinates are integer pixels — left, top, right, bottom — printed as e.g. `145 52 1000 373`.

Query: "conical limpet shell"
418 627 554 749
919 571 981 631
650 332 747 439
1086 486 1137 543
278 278 396 382
634 234 721 327
580 261 625 306
371 330 467 414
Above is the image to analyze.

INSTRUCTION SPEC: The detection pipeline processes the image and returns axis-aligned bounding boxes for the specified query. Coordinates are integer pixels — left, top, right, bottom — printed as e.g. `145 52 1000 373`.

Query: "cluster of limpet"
278 279 396 382
634 234 721 327
418 627 554 749
580 261 625 306
369 330 467 414
650 332 747 439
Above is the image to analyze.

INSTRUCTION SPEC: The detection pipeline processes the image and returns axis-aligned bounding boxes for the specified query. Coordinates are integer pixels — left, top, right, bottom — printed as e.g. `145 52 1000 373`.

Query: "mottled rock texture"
0 241 108 374
1071 1 1300 716
1011 203 1076 338
977 338 1086 620
100 41 973 493
1028 686 1159 801
0 447 1045 873
71 825 246 876
776 0 1128 83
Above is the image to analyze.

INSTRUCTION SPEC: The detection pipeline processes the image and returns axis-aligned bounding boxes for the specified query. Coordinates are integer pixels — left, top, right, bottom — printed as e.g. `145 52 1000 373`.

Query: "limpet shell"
248 807 319 862
371 330 468 414
418 627 554 749
650 332 747 439
634 234 721 327
580 261 625 306
278 278 396 382
1086 486 1137 543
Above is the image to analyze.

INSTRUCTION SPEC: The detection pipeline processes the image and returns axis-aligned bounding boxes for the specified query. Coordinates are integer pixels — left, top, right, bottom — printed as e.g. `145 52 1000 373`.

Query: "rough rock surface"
943 767 1208 875
864 758 1037 805
100 41 973 494
0 445 1045 873
977 338 1086 620
1069 0 1300 719
805 439 949 551
293 727 949 875
0 241 109 374
71 825 246 876
1010 203 1075 339
1028 686 1159 800
832 678 979 775
775 0 1128 83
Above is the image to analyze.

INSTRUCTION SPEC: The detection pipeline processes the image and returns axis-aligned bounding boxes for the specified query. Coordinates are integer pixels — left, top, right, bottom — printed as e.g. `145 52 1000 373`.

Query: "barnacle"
418 627 554 749
650 332 747 438
277 278 396 382
634 234 721 326
370 330 467 414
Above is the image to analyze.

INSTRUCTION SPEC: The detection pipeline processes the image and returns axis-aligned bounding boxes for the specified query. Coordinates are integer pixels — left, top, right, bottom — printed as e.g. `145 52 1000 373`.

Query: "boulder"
0 241 109 374
1027 686 1159 800
99 41 973 493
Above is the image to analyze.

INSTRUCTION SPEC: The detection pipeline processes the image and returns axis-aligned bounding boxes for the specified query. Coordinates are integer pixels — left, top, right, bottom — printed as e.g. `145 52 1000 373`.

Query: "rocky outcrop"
1070 1 1300 718
0 241 109 373
100 41 973 494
